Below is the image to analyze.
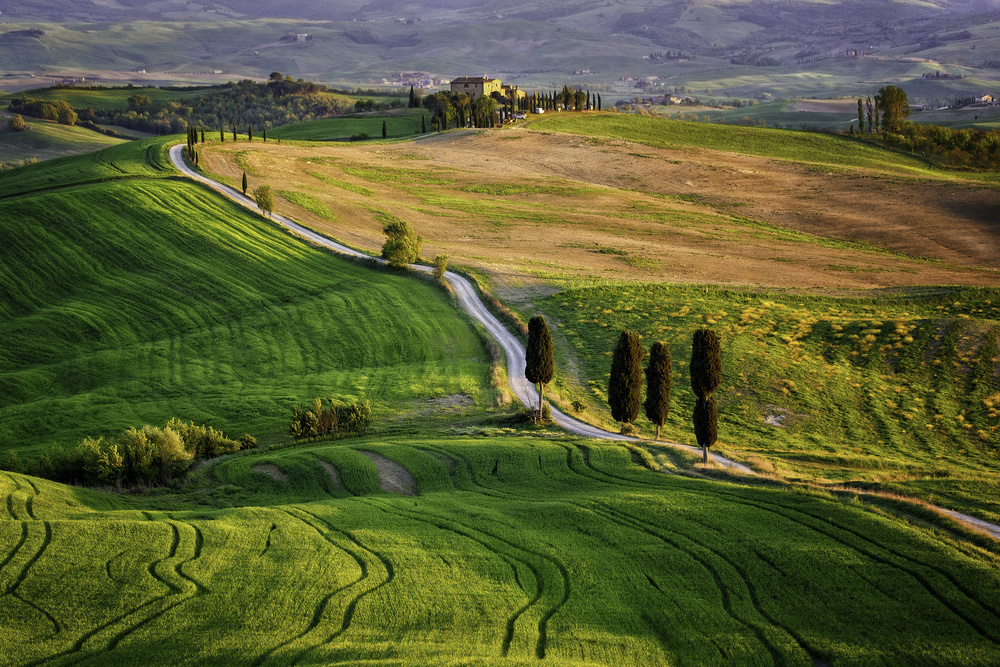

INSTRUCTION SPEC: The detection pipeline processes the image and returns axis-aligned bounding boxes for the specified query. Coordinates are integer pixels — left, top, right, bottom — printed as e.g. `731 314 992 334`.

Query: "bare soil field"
200 126 1000 293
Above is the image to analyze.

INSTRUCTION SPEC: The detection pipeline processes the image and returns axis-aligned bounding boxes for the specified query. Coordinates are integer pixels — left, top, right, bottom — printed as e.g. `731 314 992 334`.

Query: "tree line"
288 398 373 439
526 317 722 462
0 419 256 490
853 85 1000 170
7 77 401 136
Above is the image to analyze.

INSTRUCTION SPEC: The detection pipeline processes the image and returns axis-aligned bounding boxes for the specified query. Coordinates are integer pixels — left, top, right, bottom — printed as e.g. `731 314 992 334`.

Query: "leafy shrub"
289 398 373 439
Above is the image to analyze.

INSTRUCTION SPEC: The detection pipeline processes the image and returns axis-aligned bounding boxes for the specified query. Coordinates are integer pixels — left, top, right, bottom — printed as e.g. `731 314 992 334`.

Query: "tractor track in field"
3 522 61 638
583 502 788 666
257 506 393 667
167 144 1000 545
696 489 1000 645
365 497 570 660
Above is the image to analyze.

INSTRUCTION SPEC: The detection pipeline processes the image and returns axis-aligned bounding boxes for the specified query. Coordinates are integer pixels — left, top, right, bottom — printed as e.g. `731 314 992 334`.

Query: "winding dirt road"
168 144 1000 541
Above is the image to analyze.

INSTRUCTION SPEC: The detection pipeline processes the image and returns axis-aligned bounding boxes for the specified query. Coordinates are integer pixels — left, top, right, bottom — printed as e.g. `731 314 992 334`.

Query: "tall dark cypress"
525 316 555 423
644 341 672 441
382 120 387 139
857 98 864 134
248 124 253 142
422 114 426 133
609 330 643 428
242 171 248 196
690 329 722 462
409 85 415 108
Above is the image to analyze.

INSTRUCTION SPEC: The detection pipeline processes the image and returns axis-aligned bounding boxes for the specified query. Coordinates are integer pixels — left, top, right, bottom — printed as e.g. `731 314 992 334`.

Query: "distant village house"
450 75 525 101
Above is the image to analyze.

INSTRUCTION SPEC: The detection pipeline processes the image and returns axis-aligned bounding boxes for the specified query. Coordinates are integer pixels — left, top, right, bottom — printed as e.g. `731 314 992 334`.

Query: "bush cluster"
289 398 372 439
0 419 254 489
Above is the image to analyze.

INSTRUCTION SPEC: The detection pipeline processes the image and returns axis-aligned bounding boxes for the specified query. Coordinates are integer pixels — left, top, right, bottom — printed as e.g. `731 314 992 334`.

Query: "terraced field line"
166 144 746 470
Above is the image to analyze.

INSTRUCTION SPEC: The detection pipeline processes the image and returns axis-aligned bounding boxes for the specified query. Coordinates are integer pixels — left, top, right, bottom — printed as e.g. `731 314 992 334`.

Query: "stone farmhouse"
450 75 525 101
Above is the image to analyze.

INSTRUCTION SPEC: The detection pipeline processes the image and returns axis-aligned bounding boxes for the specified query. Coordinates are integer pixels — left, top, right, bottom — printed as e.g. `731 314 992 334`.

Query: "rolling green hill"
0 114 128 164
3 435 999 666
0 138 492 454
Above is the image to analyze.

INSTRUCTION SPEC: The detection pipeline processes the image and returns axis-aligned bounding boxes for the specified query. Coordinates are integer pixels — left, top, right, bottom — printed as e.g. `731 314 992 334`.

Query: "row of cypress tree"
610 328 721 461
525 316 721 461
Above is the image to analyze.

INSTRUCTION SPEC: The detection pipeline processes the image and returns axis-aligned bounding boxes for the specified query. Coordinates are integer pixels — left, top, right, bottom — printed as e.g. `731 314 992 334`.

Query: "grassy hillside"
526 112 999 181
0 115 128 164
2 436 999 666
275 111 427 142
526 283 1000 522
0 138 492 454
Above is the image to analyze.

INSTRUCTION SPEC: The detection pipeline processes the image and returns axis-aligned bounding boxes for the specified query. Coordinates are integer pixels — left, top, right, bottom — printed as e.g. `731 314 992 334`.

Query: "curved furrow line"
5 522 61 637
259 524 278 558
364 498 569 661
103 521 198 652
572 443 675 489
170 521 211 595
0 521 29 575
251 508 370 667
360 498 539 658
289 507 397 666
430 447 519 500
582 502 786 666
25 479 39 520
648 510 820 664
706 490 1000 644
6 490 17 521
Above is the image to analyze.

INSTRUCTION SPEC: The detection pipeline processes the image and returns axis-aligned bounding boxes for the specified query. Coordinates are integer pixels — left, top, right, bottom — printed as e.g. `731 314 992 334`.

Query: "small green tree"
57 105 77 126
609 330 643 431
253 184 274 217
878 85 911 134
242 171 248 195
525 316 555 424
9 114 26 132
690 329 721 462
381 219 422 267
644 341 672 440
433 255 448 279
422 114 427 133
128 93 151 110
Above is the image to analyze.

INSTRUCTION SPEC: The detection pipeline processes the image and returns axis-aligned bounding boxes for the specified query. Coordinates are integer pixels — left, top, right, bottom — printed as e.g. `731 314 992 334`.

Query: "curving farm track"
167 144 1000 540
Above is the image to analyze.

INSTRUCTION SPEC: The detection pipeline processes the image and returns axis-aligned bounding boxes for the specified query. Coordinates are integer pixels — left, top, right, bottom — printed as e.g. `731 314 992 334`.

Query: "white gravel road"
168 144 1000 544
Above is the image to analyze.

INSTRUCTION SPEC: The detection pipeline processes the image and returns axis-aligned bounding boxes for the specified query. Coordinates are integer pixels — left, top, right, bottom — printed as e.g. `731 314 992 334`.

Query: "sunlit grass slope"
0 117 128 164
0 139 491 454
528 113 998 181
532 283 1000 521
2 436 999 666
275 111 428 142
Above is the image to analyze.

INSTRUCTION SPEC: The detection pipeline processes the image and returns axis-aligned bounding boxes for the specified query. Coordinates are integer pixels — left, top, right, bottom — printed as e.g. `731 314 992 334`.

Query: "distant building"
450 75 503 101
975 94 994 104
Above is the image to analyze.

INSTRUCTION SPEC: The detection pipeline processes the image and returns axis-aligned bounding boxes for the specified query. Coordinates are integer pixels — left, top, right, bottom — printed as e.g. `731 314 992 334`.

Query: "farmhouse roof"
451 76 498 84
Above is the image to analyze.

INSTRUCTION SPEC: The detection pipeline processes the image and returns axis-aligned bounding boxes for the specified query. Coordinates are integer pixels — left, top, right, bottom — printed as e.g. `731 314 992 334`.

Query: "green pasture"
0 115 128 164
275 111 428 142
2 86 220 111
528 283 1000 521
526 112 997 180
0 139 492 455
2 436 999 665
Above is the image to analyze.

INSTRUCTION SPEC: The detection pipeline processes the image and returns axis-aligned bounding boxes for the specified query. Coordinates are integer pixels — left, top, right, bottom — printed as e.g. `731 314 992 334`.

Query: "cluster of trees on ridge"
526 316 723 462
7 76 403 136
288 399 373 439
0 420 256 490
422 84 602 131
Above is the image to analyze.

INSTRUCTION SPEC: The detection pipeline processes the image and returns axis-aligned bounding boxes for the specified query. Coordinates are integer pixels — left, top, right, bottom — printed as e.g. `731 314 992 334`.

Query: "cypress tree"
263 127 267 142
382 120 387 139
200 128 205 144
644 341 672 441
242 171 248 196
422 114 426 133
609 329 643 430
233 124 237 141
690 329 722 462
525 316 555 424
409 85 415 108
248 124 253 142
220 127 225 142
598 94 602 111
858 98 864 133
